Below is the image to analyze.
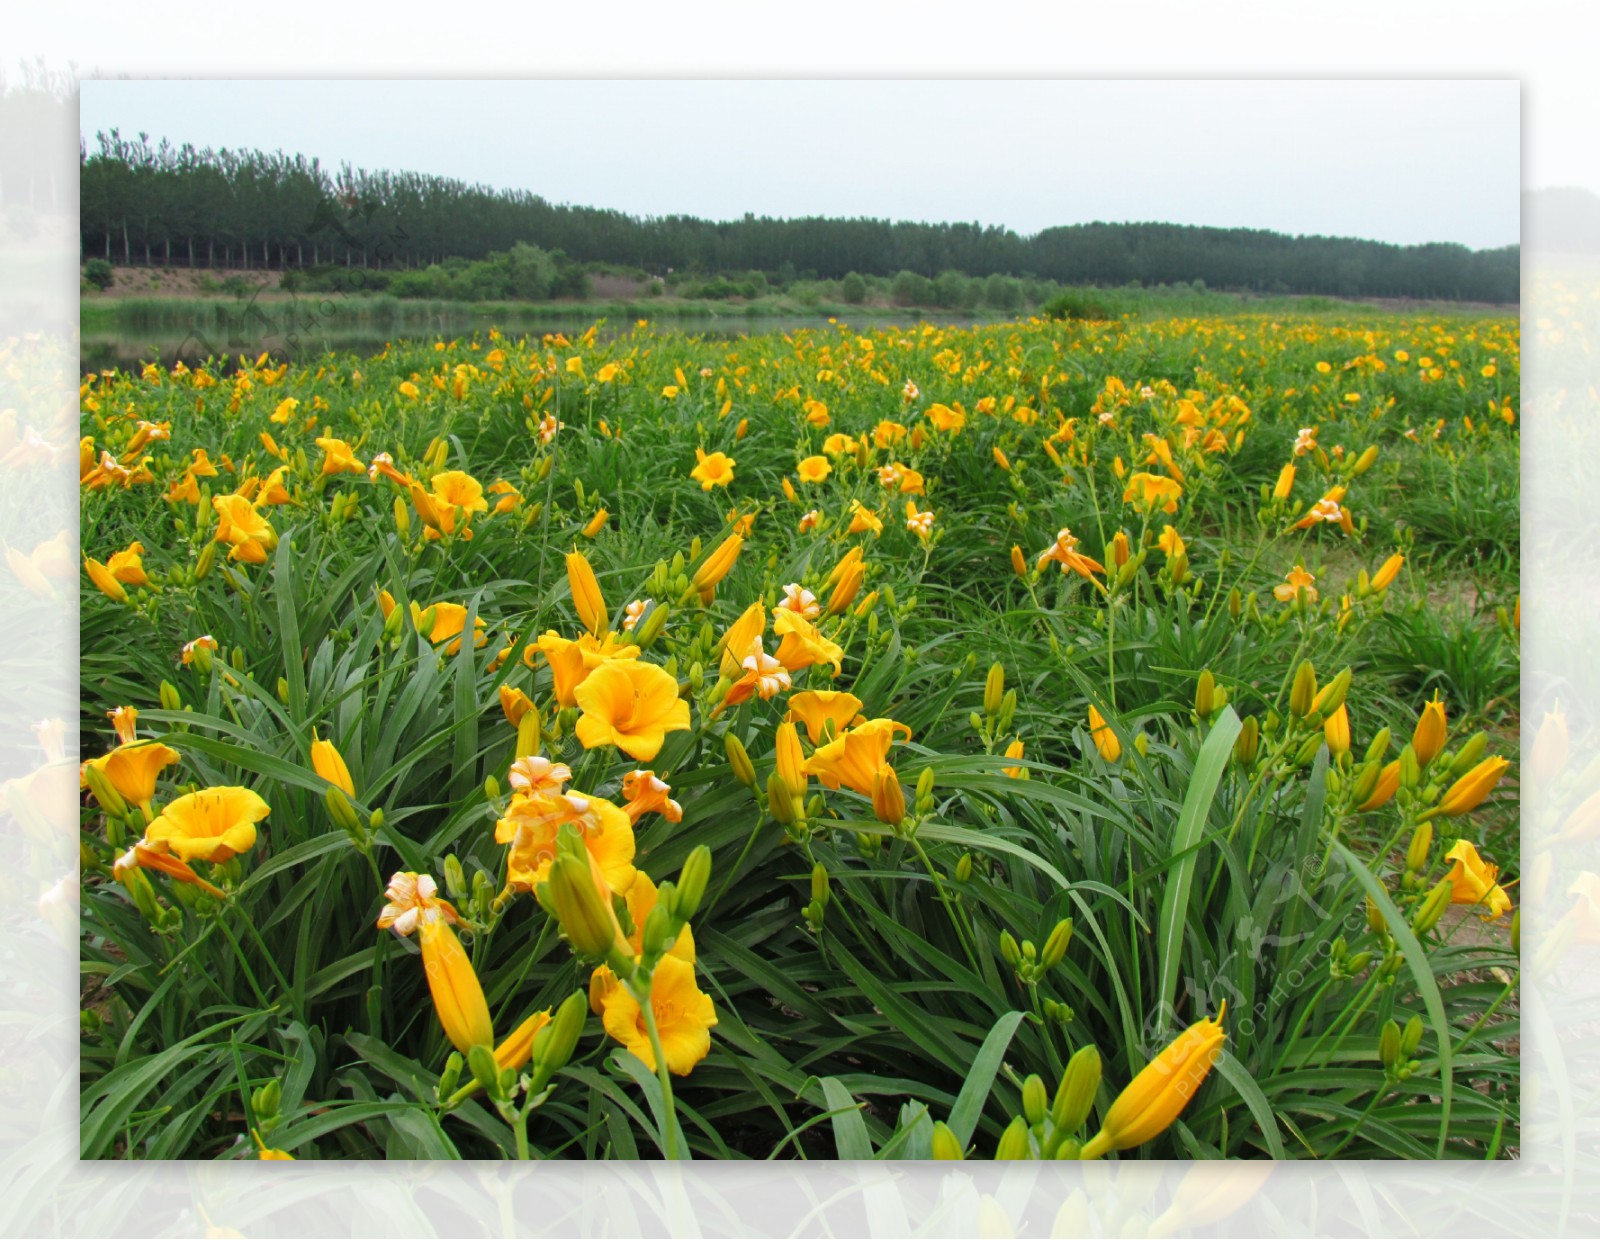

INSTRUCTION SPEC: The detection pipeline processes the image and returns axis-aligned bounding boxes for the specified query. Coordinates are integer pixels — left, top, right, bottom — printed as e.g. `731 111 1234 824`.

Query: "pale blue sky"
80 79 1520 248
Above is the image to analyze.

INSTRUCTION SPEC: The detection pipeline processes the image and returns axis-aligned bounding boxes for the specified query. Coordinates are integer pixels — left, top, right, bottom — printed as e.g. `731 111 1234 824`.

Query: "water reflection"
80 305 1008 374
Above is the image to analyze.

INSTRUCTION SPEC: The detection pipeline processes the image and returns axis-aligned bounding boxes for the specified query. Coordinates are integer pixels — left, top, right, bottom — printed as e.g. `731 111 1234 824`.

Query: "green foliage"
77 307 1519 1161
83 258 114 290
80 133 1520 301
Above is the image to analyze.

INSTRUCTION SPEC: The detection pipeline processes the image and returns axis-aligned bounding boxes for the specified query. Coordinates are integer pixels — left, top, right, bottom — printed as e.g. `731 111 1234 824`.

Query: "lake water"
80 305 1014 375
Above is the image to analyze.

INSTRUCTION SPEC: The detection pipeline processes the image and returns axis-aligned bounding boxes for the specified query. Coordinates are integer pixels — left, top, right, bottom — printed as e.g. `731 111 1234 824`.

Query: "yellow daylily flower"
573 659 691 762
145 786 270 863
598 953 717 1076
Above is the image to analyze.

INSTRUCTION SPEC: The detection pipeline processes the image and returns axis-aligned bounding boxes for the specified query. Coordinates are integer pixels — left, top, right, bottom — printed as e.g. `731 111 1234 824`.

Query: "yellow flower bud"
1323 705 1351 758
565 550 608 637
1412 697 1448 767
1088 705 1121 763
310 731 355 797
775 722 807 801
984 662 1006 716
872 765 906 826
418 918 495 1055
1080 1005 1226 1159
931 1121 965 1160
1289 660 1318 719
1371 553 1404 591
725 732 756 788
1426 755 1510 820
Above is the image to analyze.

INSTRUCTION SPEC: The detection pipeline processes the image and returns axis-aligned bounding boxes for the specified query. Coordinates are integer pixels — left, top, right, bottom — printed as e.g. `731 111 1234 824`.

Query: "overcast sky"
80 79 1520 249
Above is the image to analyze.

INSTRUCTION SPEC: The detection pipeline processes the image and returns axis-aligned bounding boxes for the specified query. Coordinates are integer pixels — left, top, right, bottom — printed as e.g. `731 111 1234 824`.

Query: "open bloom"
690 448 736 491
81 740 181 810
145 786 270 863
105 541 150 586
1273 567 1318 604
773 608 844 675
574 659 691 762
507 754 573 796
777 583 821 621
316 436 365 477
598 953 717 1076
212 494 277 564
787 690 866 744
723 638 792 707
847 500 883 537
797 455 832 484
1123 472 1183 515
499 791 637 893
534 630 641 707
1036 528 1104 579
805 717 912 797
621 770 683 824
381 591 490 657
1442 840 1514 920
1080 1004 1227 1159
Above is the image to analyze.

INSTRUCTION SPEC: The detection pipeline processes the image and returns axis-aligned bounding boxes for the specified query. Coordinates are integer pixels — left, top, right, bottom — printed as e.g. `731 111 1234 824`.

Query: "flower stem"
637 983 684 1159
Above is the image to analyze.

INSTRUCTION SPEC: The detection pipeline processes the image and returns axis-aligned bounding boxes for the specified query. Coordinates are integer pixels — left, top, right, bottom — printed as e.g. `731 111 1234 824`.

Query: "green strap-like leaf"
1155 706 1242 1027
946 1009 1026 1149
1332 838 1455 1158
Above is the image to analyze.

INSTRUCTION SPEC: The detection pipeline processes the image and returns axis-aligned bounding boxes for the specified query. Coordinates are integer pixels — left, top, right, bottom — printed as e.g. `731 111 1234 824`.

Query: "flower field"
78 309 1520 1160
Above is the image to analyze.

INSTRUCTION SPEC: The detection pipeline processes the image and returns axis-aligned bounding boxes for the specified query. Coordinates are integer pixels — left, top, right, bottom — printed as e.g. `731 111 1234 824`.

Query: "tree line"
79 131 1520 302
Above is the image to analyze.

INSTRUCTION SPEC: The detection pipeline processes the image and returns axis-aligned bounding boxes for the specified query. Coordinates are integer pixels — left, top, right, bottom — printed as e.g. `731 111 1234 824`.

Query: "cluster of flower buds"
1377 1014 1425 1082
999 917 1074 987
